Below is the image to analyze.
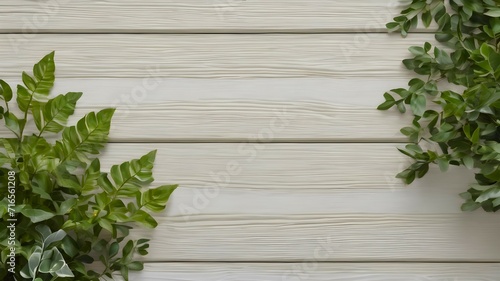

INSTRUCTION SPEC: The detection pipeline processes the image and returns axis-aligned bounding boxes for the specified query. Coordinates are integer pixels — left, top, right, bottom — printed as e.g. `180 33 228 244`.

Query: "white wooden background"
1 0 499 279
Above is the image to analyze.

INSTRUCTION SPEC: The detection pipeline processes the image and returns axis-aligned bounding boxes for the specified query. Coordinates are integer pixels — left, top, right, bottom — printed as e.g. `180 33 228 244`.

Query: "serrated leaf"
32 51 56 95
142 184 178 212
33 92 82 134
54 108 115 163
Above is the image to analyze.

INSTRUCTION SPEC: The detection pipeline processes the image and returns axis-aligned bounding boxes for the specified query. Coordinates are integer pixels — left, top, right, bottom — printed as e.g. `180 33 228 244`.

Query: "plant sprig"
379 0 500 212
0 53 178 280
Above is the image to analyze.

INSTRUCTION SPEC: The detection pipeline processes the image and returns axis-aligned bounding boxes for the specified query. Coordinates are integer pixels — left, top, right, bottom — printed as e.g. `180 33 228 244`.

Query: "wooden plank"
94 143 475 214
1 34 435 78
0 78 415 142
93 143 496 262
0 78 418 142
0 1 434 33
122 263 500 280
132 213 500 262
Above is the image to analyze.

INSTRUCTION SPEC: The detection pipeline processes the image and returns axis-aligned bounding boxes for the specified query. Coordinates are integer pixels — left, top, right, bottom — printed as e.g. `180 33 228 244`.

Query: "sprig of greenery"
0 53 178 280
379 0 500 212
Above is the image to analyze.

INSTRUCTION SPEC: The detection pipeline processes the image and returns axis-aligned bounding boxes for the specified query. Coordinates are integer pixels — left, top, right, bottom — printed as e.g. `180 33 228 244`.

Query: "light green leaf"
21 208 55 223
461 201 481 212
127 261 144 271
44 229 67 248
410 94 426 116
28 246 43 278
485 8 500 17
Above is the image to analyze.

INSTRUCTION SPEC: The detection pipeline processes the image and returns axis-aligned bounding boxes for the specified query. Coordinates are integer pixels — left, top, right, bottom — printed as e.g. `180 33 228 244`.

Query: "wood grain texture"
122 263 500 280
0 78 419 142
131 213 500 262
94 143 476 215
1 34 436 78
93 144 497 262
0 0 433 33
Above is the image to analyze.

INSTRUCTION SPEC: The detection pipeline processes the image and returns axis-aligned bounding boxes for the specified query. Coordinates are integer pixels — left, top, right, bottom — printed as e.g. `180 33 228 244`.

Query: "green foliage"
0 53 178 280
380 0 500 212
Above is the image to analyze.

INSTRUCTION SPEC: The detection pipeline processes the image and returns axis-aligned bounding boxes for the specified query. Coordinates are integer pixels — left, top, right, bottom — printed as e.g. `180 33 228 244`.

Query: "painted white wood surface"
0 0 434 33
90 144 498 261
97 144 474 213
122 263 500 280
0 78 417 142
131 213 500 261
1 34 436 78
2 0 494 277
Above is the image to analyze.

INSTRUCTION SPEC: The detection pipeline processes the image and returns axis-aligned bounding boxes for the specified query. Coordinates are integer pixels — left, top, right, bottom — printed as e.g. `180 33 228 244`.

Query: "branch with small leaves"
379 0 500 212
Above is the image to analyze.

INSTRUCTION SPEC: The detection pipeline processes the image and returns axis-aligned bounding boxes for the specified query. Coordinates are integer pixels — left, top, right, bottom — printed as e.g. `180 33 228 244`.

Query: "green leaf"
39 248 74 277
0 80 13 102
82 158 101 193
131 210 158 228
102 150 158 199
33 92 82 134
484 8 500 17
54 108 115 163
437 158 449 172
16 85 32 112
60 236 79 258
35 225 52 242
22 71 37 92
386 22 400 31
44 229 67 248
462 155 474 169
142 185 178 212
461 201 481 212
397 102 406 113
471 127 480 144
58 198 77 215
21 208 55 223
410 94 426 116
109 242 120 258
421 10 432 27
98 218 114 233
409 46 426 56
377 100 396 110
4 111 22 136
127 261 144 271
476 186 500 203
122 240 135 260
32 51 56 95
28 247 43 278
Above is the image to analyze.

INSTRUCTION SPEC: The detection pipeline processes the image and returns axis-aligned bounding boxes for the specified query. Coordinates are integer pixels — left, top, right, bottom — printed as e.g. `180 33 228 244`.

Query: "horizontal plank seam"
104 140 411 144
0 31 435 35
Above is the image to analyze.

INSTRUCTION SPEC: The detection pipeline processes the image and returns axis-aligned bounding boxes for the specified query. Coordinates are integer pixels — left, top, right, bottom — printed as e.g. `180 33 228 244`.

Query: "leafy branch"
0 53 178 280
379 0 500 212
